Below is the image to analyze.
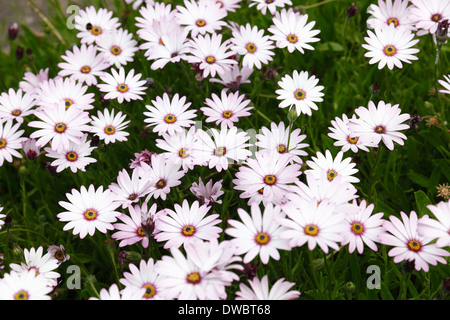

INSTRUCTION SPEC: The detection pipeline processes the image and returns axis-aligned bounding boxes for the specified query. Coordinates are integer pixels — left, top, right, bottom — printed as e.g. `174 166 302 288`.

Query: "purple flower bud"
8 22 19 40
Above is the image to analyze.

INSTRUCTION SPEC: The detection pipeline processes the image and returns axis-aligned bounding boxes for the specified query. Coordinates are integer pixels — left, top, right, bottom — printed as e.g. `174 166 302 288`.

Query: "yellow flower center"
326 169 338 181
351 222 364 235
84 209 98 221
431 13 442 22
110 45 122 56
178 148 189 158
143 283 156 298
196 19 206 27
137 226 146 237
205 55 216 64
408 240 422 252
387 17 399 27
128 193 138 201
304 224 319 236
374 125 386 134
164 114 176 124
155 179 167 189
277 144 287 153
347 136 359 144
222 110 233 119
117 84 129 93
64 99 74 110
287 34 298 43
214 146 226 156
54 122 67 133
104 125 116 135
294 89 306 100
14 290 29 300
0 138 6 150
65 151 78 162
264 174 277 185
255 232 270 245
186 272 201 284
54 250 65 261
383 45 396 56
91 26 102 35
246 42 257 53
182 224 196 237
12 109 21 116
80 65 91 74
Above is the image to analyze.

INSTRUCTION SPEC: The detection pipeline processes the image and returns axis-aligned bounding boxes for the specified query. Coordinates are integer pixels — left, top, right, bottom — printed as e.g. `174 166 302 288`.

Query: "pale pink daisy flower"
144 92 197 136
58 44 111 86
186 32 238 78
96 28 139 68
0 205 6 230
201 89 252 129
0 88 36 124
190 177 224 205
9 246 60 288
367 0 416 31
108 168 152 209
348 100 410 151
89 283 144 300
74 6 121 45
408 0 450 35
138 153 185 201
378 211 450 272
135 1 176 31
209 64 253 91
232 151 302 205
249 0 293 15
154 238 240 300
155 126 201 172
225 203 290 265
154 199 221 249
125 0 156 11
97 67 147 104
89 108 130 144
276 70 325 117
36 77 95 111
340 199 386 254
22 138 41 161
277 199 347 253
268 9 321 54
235 275 300 300
112 202 159 248
230 23 275 70
418 200 450 248
305 149 360 184
438 74 450 94
47 245 70 264
204 0 241 12
28 104 91 154
129 149 154 170
362 23 420 70
44 134 97 173
255 121 309 164
18 68 49 96
195 126 252 172
0 120 27 167
0 270 53 300
57 184 121 239
328 113 377 153
176 0 228 37
119 258 166 300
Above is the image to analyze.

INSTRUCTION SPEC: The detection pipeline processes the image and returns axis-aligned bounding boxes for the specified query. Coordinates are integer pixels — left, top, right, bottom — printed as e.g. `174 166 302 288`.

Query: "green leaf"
414 190 433 217
316 41 345 52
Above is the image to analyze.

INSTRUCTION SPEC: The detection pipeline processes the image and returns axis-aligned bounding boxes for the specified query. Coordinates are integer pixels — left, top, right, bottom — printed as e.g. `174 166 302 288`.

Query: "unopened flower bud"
126 251 142 262
436 19 449 44
345 281 356 294
311 257 324 271
346 3 359 18
8 22 19 40
287 109 298 124
441 278 450 298
16 46 24 60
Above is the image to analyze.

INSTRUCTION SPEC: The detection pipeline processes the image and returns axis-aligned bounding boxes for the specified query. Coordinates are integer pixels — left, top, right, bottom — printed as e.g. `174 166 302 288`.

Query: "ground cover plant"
0 0 449 301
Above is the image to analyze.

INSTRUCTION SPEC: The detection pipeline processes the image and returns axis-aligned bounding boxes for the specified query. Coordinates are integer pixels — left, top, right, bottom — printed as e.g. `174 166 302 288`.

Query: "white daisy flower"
57 184 122 239
195 125 252 172
44 134 97 173
348 100 411 151
438 74 450 94
176 0 228 37
362 23 420 70
28 104 91 154
204 0 241 12
108 168 152 209
418 200 450 248
22 138 41 161
0 120 27 167
328 113 377 153
36 77 95 111
186 32 238 78
230 23 276 70
89 108 130 144
135 1 176 31
201 89 252 129
143 92 197 136
96 28 139 68
74 6 121 45
190 177 224 205
209 64 253 91
305 149 360 184
97 67 147 104
225 203 290 265
58 44 111 86
235 275 300 300
0 88 36 124
9 246 60 287
125 0 156 11
255 121 309 164
0 270 53 300
249 0 293 15
89 283 144 300
367 0 416 31
268 9 321 54
408 0 450 35
276 70 324 117
18 68 49 97
47 245 70 264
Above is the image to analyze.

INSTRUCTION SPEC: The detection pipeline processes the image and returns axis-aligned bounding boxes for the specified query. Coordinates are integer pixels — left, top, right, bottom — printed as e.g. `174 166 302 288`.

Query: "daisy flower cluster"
0 0 449 301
